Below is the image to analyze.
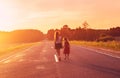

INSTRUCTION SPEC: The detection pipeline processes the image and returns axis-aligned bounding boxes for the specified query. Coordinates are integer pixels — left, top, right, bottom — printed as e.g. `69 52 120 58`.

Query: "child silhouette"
63 37 70 60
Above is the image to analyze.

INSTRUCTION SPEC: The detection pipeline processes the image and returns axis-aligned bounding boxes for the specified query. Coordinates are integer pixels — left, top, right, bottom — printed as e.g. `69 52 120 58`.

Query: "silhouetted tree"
82 21 89 29
46 26 120 41
109 27 120 36
47 29 55 40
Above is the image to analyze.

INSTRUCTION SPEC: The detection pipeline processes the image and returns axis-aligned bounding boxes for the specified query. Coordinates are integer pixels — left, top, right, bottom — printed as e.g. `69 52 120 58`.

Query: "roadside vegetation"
0 42 39 57
71 41 120 51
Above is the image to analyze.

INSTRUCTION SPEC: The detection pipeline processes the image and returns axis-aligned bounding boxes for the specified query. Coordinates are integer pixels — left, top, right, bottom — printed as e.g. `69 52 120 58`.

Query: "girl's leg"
57 49 60 56
56 49 61 61
67 54 69 60
64 54 66 60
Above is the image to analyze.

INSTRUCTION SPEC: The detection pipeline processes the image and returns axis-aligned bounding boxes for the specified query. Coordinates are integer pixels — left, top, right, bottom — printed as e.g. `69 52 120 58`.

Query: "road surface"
0 41 120 78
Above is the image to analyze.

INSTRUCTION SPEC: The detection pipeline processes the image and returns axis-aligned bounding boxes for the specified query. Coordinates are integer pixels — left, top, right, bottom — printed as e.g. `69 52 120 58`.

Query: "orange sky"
0 0 120 33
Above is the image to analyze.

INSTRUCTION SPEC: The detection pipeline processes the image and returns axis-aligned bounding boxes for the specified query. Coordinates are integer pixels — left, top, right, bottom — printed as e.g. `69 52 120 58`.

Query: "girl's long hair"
64 37 69 42
54 31 60 41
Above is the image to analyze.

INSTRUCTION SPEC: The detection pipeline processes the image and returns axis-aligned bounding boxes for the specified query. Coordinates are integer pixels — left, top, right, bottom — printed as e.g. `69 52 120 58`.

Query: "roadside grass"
70 41 120 51
0 42 40 56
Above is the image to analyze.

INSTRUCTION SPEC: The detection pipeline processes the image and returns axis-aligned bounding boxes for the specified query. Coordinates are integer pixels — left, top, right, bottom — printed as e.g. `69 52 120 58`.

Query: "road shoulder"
74 45 120 59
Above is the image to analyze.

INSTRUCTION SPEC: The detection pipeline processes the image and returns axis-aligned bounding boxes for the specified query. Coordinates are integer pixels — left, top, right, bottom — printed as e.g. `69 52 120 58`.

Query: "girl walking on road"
54 31 63 61
63 37 70 60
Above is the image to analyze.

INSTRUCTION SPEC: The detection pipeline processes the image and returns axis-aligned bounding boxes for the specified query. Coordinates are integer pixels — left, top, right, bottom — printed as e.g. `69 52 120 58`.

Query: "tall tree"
82 21 89 29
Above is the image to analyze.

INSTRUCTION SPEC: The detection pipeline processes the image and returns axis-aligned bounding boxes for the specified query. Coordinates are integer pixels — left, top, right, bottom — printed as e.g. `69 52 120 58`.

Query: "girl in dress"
63 37 70 60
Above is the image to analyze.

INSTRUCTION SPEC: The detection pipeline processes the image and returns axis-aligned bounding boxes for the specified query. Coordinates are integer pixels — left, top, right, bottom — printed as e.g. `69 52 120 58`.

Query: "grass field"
0 42 39 57
71 41 120 51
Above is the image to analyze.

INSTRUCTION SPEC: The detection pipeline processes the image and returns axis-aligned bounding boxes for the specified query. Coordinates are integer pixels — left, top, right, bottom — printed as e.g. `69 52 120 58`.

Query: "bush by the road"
97 36 115 42
71 41 120 51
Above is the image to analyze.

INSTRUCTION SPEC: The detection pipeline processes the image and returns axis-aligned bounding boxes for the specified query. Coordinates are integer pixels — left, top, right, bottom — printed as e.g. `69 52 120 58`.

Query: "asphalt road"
0 41 120 78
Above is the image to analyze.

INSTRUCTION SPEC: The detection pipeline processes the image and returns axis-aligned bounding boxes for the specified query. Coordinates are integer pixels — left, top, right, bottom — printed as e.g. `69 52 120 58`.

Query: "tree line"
0 29 44 44
0 25 119 44
47 25 120 41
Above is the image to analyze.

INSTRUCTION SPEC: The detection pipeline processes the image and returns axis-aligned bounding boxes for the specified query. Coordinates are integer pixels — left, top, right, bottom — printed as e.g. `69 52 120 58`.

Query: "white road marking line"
54 54 59 62
0 46 33 63
3 60 11 64
15 54 25 58
0 55 15 63
80 46 120 59
0 53 24 63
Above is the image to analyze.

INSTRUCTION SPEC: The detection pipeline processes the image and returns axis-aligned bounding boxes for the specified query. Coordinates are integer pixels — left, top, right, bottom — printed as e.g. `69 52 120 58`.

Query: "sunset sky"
0 0 120 33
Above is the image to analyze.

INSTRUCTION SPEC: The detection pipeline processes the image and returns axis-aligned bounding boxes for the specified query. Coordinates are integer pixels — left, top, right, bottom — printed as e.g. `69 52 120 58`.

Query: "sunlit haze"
0 0 120 33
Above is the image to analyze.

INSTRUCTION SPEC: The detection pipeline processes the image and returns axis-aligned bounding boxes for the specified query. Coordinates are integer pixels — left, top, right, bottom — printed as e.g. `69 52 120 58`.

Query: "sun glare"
0 0 120 33
0 2 17 31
